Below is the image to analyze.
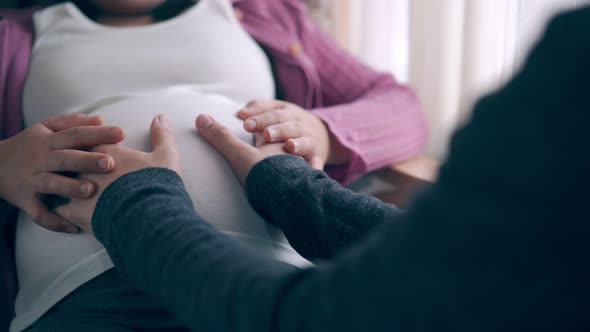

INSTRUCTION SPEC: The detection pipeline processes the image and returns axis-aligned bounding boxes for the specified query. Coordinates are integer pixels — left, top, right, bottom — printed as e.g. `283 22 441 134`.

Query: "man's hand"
238 100 350 170
0 114 124 233
56 114 180 234
196 114 288 186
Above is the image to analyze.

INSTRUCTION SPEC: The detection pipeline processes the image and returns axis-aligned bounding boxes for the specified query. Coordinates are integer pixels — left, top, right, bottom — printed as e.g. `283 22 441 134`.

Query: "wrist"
311 112 351 166
326 132 352 166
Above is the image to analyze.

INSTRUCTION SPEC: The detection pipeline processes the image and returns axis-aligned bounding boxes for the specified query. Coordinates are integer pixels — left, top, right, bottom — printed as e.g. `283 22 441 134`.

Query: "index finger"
43 114 104 132
50 126 125 150
237 100 287 119
196 114 262 186
196 114 254 160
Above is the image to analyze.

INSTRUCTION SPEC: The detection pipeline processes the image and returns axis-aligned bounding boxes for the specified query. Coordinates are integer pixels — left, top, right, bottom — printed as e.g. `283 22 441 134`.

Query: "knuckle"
301 135 314 144
246 100 262 108
50 152 68 171
40 118 56 131
28 126 49 141
294 121 307 133
276 108 291 121
72 113 86 121
209 127 224 139
30 123 45 133
92 144 112 155
68 127 82 140
40 154 54 171
38 173 52 193
43 157 57 172
258 113 273 126
216 126 231 138
284 121 297 131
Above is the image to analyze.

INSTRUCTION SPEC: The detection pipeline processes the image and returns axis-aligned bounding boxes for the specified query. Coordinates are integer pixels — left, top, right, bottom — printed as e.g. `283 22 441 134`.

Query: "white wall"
408 0 587 158
345 0 410 82
328 0 590 158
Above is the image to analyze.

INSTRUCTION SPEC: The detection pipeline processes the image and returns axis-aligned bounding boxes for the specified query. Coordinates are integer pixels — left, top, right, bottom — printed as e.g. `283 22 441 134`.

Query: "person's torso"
23 0 275 122
12 1 309 331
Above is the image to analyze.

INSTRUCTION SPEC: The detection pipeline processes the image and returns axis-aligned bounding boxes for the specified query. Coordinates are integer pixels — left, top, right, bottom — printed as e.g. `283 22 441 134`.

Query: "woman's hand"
56 115 180 234
0 114 124 234
196 114 288 186
237 100 351 170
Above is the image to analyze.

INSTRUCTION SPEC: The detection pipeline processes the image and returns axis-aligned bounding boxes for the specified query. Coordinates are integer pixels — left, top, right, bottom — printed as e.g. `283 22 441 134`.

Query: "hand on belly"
91 91 282 241
15 92 310 319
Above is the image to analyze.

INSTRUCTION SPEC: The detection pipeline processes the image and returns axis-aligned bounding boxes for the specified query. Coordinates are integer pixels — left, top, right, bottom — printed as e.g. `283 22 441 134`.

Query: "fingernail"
245 119 257 131
267 128 277 141
110 127 123 139
67 226 79 234
197 115 213 129
91 115 103 124
157 114 170 129
80 183 94 196
98 157 111 170
289 140 298 152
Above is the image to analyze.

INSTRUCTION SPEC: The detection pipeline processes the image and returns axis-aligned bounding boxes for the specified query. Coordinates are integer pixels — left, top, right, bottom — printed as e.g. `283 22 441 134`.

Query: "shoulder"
541 6 590 46
518 6 590 83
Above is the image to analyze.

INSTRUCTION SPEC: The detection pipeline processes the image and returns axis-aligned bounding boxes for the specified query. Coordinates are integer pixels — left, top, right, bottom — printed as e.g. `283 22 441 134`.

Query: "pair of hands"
56 111 300 234
0 101 346 234
0 114 124 233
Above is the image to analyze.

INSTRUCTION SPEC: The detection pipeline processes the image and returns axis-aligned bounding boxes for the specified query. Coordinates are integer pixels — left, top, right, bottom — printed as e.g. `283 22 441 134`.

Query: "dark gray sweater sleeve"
93 166 417 332
92 168 303 332
246 155 402 260
92 10 590 332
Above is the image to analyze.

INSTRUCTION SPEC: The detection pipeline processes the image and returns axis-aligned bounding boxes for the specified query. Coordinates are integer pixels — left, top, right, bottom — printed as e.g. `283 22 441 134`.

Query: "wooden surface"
390 156 440 183
349 156 440 208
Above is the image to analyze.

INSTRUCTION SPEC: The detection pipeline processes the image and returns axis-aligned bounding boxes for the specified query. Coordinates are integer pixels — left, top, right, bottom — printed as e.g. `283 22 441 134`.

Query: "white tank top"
12 1 310 331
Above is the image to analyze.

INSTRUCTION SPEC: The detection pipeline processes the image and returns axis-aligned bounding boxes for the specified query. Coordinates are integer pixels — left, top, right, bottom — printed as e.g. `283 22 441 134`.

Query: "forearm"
90 167 421 332
315 80 429 185
246 155 402 260
92 168 302 332
90 166 529 332
283 0 428 184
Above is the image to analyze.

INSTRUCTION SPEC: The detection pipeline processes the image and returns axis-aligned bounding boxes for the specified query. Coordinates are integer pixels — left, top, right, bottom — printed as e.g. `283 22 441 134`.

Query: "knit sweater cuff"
245 155 310 226
92 167 190 263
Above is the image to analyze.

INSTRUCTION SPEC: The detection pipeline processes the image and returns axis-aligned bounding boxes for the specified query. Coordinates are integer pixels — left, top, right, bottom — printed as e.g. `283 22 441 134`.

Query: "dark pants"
26 269 189 332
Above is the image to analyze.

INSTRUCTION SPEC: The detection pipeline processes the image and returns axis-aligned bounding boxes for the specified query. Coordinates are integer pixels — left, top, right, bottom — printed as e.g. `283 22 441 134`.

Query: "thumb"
150 114 178 163
196 114 260 186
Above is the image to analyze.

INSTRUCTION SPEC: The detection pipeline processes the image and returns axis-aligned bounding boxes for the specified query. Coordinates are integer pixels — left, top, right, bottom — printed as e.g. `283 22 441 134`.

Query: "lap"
26 269 189 332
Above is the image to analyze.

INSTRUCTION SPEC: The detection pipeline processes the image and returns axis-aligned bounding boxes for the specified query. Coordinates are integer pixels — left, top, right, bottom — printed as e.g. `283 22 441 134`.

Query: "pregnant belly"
97 91 294 246
15 91 309 311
